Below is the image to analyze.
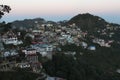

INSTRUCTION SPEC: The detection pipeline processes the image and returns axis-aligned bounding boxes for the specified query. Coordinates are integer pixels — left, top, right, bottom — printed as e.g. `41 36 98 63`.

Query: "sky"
1 0 120 24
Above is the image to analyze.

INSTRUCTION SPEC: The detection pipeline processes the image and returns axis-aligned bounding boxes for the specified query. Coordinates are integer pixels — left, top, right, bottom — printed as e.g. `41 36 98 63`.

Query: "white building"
2 31 23 45
31 44 53 58
88 46 96 51
22 48 37 55
1 50 18 57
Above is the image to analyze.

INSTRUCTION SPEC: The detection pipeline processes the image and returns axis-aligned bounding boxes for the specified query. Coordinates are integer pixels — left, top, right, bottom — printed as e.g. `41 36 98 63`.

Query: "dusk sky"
1 0 120 24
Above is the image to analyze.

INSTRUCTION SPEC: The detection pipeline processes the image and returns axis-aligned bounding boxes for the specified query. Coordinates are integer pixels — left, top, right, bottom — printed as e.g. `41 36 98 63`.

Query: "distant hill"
67 13 108 32
11 18 46 29
11 13 120 31
11 18 58 29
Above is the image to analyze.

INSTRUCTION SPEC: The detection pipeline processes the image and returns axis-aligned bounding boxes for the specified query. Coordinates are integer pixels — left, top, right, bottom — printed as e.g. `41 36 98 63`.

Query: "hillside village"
0 13 120 80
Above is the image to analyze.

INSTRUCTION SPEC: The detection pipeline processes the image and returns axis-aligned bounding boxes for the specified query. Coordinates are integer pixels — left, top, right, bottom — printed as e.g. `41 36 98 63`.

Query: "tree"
0 5 11 32
0 5 11 19
24 36 32 46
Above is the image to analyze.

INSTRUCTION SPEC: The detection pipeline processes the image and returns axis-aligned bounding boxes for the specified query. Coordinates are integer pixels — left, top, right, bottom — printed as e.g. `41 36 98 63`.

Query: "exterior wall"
27 55 38 63
3 37 18 44
22 49 37 55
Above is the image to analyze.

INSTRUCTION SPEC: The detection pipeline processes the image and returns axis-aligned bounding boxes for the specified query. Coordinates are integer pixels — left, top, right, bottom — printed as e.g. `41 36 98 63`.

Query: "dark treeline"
43 44 120 80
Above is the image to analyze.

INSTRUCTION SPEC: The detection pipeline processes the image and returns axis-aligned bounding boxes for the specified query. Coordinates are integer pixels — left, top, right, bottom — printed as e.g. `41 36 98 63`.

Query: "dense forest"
43 44 120 80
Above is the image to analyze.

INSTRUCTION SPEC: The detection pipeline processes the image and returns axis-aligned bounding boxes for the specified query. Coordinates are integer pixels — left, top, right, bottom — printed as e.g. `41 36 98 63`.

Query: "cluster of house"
0 30 54 73
27 22 99 51
0 47 43 72
1 30 23 45
0 20 119 75
92 38 114 47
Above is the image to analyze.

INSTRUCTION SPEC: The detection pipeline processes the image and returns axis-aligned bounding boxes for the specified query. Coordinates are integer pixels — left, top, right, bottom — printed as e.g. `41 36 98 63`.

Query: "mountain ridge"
11 13 120 30
67 13 120 31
